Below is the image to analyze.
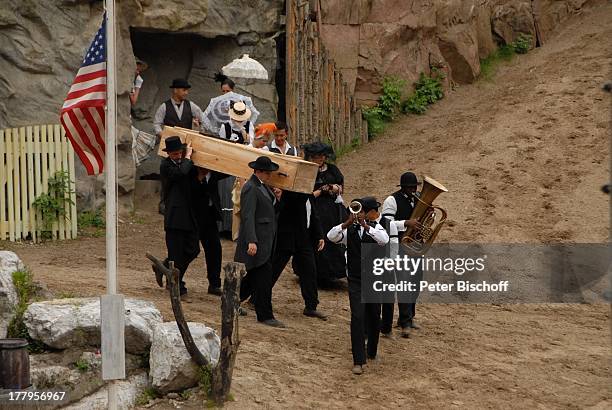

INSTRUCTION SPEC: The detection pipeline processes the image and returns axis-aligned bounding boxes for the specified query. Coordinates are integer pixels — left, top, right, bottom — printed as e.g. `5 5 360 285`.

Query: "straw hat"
229 101 252 122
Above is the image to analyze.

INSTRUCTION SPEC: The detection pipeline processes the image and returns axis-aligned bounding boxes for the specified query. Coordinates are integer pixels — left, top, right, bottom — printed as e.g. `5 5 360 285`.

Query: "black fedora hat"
398 172 419 187
169 78 191 89
248 156 279 172
162 136 187 152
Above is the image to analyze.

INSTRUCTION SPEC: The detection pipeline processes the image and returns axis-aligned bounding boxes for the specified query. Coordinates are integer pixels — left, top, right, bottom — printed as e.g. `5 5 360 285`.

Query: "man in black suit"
157 136 199 299
234 156 285 328
191 166 231 296
380 172 423 338
271 191 328 320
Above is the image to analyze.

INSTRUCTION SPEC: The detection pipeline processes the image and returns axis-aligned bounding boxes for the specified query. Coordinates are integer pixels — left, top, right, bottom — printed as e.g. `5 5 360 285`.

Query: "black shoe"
410 322 421 330
260 319 286 328
208 286 223 296
152 264 164 288
237 307 248 316
303 309 328 321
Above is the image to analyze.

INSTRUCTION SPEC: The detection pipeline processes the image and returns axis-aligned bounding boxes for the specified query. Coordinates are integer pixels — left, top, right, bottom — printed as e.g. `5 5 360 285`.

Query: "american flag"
60 15 107 175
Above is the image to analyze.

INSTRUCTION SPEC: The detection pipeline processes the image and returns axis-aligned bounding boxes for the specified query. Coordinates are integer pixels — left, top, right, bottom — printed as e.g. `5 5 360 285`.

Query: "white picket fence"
0 125 77 242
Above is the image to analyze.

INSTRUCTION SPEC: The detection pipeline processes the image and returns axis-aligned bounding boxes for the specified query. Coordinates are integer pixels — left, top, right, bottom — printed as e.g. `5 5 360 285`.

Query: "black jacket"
190 169 231 226
234 174 279 270
276 191 323 251
160 157 197 231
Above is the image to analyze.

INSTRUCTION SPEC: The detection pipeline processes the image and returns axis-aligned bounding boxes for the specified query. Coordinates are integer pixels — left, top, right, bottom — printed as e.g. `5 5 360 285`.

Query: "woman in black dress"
303 142 348 287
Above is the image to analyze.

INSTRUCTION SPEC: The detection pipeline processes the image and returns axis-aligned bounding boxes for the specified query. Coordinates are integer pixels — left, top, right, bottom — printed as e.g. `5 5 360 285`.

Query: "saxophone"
400 176 448 254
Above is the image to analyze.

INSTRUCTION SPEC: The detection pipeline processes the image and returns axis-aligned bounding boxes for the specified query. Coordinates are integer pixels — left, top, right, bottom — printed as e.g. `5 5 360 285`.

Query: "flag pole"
105 0 117 299
103 1 124 409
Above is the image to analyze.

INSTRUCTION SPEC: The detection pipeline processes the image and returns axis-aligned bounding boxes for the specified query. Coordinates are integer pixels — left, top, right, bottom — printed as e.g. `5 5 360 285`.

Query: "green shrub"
78 210 105 229
512 33 532 54
75 358 90 372
7 269 46 353
378 77 406 121
198 365 213 398
32 171 74 239
401 71 445 115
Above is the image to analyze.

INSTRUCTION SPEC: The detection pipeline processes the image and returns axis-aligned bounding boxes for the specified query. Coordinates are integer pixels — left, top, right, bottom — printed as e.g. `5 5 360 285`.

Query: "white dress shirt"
327 219 389 246
270 139 297 155
153 98 204 135
219 119 255 143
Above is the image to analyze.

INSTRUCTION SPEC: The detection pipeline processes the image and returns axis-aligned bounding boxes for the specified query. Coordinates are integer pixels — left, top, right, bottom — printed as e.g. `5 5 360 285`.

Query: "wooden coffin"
159 126 318 194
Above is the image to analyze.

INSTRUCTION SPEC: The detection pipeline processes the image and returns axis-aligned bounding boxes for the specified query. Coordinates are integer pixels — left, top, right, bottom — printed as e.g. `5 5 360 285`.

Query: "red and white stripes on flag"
60 16 107 175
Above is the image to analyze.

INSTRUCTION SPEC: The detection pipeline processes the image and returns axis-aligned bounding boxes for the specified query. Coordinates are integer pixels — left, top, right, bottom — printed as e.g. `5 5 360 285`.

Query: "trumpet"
349 200 362 224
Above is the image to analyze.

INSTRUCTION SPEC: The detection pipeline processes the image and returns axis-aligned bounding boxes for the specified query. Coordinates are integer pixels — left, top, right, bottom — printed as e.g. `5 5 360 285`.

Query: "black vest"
223 122 250 144
392 190 416 220
346 223 381 282
269 143 297 156
164 99 193 129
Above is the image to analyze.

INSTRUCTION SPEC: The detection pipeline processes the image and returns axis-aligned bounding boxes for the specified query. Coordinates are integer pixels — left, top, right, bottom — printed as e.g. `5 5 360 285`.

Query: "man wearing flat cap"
153 78 204 137
234 156 285 328
327 196 389 375
155 136 199 300
380 171 424 338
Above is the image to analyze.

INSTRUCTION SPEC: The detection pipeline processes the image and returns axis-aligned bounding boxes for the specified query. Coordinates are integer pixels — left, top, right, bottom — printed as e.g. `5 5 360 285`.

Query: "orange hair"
255 123 277 138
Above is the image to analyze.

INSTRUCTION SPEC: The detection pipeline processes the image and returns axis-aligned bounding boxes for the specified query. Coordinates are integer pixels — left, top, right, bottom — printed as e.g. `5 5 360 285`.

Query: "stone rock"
1 0 283 212
437 0 481 83
237 32 261 46
150 322 220 394
0 251 23 338
534 0 599 44
320 25 360 69
62 371 149 410
24 298 162 354
491 0 537 46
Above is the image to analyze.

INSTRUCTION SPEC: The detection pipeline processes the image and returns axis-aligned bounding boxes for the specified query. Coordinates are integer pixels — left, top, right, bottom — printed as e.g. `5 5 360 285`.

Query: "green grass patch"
78 210 105 229
135 387 159 406
198 365 213 398
401 70 445 115
7 269 46 353
480 34 533 80
74 358 90 372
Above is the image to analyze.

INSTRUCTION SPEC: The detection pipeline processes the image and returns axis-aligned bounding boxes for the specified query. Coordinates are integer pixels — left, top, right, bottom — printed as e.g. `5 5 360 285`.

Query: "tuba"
401 176 448 254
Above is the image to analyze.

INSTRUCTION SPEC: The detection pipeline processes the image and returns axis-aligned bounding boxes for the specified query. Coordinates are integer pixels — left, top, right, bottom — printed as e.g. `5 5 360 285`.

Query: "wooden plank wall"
0 124 77 242
286 0 369 152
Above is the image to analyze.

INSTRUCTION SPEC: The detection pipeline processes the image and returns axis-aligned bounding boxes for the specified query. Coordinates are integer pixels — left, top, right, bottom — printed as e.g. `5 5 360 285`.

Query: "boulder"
491 0 537 46
0 251 23 338
62 371 148 410
149 322 221 394
24 298 162 354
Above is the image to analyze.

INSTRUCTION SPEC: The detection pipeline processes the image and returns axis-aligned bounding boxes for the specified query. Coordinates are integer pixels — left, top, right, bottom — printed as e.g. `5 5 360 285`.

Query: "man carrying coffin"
234 156 285 328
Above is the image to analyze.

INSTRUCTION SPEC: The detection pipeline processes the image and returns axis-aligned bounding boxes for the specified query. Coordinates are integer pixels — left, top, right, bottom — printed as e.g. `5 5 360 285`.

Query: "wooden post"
212 262 245 405
146 253 210 367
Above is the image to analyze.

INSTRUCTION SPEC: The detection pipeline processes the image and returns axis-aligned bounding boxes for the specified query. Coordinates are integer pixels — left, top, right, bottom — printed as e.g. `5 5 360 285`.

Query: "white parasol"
221 54 269 80
201 92 260 136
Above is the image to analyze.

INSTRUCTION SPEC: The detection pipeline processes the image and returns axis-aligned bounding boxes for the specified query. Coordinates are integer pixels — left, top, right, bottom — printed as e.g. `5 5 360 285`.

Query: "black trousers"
240 260 274 322
197 211 222 289
272 245 319 311
381 266 422 332
381 303 413 333
165 228 200 294
348 280 381 365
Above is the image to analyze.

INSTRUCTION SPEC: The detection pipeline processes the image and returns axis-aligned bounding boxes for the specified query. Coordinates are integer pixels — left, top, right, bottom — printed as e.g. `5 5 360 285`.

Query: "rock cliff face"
319 0 601 104
1 0 599 208
0 0 283 210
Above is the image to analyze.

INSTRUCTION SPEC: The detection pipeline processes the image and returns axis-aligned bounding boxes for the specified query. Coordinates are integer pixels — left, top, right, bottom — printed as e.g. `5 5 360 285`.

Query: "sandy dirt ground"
2 4 611 409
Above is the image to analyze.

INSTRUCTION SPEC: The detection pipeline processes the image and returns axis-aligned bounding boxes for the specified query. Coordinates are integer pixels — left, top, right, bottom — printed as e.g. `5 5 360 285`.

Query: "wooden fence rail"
0 124 77 242
286 0 368 152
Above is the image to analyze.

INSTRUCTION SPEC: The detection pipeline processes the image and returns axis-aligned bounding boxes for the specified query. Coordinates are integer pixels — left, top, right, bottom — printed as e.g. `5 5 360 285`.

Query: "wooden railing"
0 125 77 242
286 0 368 151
